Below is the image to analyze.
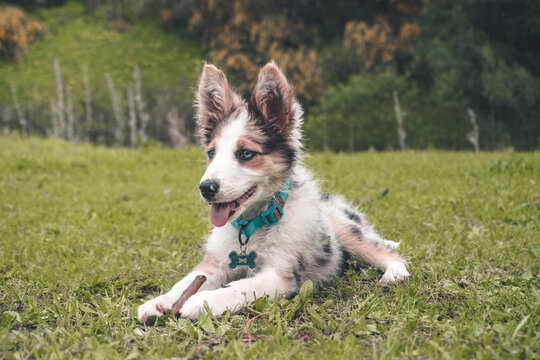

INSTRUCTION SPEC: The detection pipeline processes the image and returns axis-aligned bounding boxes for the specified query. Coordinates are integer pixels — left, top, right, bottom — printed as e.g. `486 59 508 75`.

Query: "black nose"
199 179 220 200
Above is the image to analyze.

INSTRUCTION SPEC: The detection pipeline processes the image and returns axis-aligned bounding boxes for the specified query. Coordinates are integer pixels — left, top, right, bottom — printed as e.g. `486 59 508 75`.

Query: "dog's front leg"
180 268 294 319
137 253 227 323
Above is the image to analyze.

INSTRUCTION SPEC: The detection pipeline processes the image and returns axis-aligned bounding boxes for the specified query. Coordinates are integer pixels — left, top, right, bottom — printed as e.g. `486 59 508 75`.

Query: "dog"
137 61 410 323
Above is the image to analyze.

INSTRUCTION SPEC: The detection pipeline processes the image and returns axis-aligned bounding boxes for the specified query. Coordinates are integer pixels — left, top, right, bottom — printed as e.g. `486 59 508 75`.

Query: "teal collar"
231 179 290 238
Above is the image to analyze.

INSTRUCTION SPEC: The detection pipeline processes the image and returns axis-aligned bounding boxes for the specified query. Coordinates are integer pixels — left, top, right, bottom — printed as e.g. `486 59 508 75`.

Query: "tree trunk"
466 108 480 152
166 107 188 148
53 58 66 139
393 90 407 151
83 64 93 141
133 64 150 143
126 85 137 147
105 73 124 146
66 85 76 142
2 106 12 135
10 82 26 136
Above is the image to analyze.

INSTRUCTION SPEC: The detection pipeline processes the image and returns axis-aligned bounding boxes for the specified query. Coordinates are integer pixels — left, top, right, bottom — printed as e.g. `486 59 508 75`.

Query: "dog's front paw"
380 261 410 285
137 295 174 324
180 290 238 320
179 291 214 320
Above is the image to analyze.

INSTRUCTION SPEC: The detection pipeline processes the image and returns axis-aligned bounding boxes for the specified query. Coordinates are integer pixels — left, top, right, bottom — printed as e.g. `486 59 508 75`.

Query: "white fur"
137 63 410 323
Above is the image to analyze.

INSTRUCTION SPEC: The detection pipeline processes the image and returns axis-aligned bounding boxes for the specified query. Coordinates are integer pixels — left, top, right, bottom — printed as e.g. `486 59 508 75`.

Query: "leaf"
511 315 530 341
285 280 313 320
4 310 21 323
306 307 325 330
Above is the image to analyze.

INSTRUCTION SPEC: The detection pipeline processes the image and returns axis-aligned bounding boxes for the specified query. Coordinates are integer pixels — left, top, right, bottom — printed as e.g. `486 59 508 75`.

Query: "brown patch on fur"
331 216 405 268
194 253 219 275
241 152 290 177
234 127 291 176
236 136 264 154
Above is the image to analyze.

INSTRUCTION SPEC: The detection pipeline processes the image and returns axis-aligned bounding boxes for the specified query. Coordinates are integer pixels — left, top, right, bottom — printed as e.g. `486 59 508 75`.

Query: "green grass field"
1 136 538 359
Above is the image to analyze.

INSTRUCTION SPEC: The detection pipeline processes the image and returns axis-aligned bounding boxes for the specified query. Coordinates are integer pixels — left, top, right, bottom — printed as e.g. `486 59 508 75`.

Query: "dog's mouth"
210 186 257 227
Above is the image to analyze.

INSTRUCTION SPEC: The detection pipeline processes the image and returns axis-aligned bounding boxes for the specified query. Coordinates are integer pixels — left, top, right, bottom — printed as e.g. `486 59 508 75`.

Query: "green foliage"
306 73 405 151
305 73 472 151
306 0 540 151
1 136 538 358
407 0 540 150
0 1 202 139
1 0 539 149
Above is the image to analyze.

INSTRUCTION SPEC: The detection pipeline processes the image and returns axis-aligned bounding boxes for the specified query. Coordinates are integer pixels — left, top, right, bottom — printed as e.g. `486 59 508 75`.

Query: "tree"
0 6 43 61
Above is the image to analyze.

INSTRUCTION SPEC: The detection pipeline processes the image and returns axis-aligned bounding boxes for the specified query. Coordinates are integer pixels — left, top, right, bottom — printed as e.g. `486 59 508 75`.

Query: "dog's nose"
199 179 220 200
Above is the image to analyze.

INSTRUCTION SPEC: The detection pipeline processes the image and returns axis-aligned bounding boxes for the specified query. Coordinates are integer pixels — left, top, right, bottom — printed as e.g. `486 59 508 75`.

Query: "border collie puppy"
137 62 409 322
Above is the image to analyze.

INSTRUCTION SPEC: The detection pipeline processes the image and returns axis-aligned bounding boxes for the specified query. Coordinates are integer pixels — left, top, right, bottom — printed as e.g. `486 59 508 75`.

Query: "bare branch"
83 64 93 140
126 85 137 147
172 275 207 316
10 82 26 136
66 85 76 142
53 58 66 138
466 108 480 152
393 90 407 151
105 72 125 146
133 64 150 143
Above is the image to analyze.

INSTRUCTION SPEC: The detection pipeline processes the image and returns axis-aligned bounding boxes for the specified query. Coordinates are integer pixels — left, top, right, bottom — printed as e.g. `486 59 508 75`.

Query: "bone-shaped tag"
228 251 257 269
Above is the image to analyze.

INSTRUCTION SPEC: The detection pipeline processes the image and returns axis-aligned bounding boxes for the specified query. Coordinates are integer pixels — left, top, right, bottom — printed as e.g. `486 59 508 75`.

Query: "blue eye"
237 149 255 161
207 149 215 160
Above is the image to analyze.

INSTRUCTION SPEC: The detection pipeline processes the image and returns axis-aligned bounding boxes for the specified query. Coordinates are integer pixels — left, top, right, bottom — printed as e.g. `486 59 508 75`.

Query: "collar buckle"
261 202 284 226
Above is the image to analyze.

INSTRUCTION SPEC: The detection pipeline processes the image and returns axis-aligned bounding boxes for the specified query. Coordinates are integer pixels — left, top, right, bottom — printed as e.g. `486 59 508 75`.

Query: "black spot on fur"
344 209 362 224
320 193 329 201
293 270 302 289
323 241 332 254
298 257 306 272
321 235 332 254
351 224 363 239
289 180 303 190
315 254 329 267
339 250 352 275
249 111 297 170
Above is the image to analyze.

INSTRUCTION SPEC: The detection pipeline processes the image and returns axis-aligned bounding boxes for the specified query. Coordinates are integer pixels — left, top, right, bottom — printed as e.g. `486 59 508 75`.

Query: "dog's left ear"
251 61 295 134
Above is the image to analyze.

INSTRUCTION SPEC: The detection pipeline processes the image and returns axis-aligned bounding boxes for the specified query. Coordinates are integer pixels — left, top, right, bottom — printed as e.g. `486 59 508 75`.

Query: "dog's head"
195 61 303 227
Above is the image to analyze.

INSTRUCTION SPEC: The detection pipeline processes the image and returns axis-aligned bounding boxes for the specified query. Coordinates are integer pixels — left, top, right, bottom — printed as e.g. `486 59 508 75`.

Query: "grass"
0 136 538 359
0 1 202 108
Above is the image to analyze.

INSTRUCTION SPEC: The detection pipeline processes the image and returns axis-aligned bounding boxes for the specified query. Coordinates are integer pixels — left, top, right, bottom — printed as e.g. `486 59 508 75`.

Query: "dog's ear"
196 63 242 145
251 61 295 134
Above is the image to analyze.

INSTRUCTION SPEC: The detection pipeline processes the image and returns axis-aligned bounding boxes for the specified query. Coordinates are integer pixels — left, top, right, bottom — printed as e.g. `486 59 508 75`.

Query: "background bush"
0 0 538 150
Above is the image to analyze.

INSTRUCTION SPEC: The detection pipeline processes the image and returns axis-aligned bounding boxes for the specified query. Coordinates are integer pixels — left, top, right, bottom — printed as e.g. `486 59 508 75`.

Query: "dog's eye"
207 149 216 160
237 149 255 161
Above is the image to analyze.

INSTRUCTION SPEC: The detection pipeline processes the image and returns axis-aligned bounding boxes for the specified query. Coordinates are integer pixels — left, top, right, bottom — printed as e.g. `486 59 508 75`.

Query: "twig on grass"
247 307 292 324
242 331 252 346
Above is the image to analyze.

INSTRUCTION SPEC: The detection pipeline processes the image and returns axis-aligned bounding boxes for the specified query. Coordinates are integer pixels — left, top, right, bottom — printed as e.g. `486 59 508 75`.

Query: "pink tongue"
210 203 234 227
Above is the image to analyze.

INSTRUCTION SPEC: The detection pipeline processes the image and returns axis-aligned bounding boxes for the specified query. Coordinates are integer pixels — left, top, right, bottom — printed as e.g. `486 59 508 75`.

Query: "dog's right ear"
195 64 242 145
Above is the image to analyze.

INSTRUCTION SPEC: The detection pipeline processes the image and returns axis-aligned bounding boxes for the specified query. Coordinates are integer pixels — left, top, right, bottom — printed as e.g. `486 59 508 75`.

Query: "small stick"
247 307 292 324
172 275 207 316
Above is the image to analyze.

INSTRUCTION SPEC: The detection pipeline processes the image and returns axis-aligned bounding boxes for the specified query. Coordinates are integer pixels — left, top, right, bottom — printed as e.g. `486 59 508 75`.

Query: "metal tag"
228 251 257 269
